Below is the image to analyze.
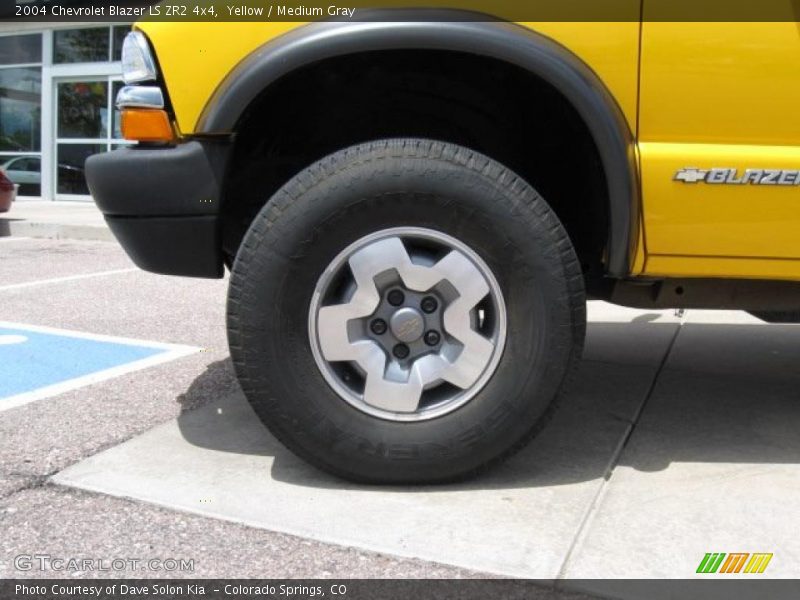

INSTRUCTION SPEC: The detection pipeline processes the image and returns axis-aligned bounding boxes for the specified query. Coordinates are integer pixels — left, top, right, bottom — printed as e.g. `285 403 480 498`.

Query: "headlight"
121 31 157 84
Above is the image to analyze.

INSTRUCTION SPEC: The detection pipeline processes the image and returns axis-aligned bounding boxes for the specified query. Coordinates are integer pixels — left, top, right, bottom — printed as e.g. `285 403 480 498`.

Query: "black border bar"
3 579 800 600
2 0 800 22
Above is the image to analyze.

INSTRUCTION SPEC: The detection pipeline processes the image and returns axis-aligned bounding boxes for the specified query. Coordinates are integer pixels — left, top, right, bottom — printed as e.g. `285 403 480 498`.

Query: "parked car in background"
0 156 89 196
0 156 41 196
0 169 17 212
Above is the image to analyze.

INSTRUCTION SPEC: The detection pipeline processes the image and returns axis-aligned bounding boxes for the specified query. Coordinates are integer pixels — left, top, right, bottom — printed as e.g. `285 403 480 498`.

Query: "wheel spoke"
363 368 424 413
436 249 494 389
441 335 495 389
348 237 410 289
318 304 370 362
436 250 490 314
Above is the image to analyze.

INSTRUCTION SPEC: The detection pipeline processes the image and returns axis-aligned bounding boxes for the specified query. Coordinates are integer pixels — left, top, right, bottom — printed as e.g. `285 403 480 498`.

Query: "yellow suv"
86 11 800 483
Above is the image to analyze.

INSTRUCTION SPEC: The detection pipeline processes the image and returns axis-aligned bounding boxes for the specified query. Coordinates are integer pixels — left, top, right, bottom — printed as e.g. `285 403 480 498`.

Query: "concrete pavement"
565 313 800 579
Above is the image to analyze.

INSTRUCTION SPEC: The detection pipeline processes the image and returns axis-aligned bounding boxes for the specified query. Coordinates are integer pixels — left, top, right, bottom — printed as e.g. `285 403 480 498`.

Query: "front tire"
227 139 585 483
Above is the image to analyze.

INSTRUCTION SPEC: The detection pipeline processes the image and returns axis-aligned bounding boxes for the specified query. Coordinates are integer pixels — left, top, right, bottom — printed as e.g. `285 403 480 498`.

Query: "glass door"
53 76 126 200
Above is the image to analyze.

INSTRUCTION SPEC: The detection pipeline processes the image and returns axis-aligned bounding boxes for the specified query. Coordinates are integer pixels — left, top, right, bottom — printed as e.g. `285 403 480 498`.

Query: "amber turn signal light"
120 109 174 142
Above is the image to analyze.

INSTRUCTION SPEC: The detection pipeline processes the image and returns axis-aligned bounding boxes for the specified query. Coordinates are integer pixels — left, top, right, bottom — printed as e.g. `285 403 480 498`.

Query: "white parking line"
0 349 200 413
0 320 196 346
0 268 137 292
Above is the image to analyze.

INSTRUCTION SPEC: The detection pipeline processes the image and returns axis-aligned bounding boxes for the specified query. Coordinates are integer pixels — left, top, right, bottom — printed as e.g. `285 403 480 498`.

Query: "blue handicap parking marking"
0 322 198 410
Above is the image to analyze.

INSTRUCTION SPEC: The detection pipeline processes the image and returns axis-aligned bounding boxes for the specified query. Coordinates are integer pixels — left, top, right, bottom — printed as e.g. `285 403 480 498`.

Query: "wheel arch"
199 15 639 277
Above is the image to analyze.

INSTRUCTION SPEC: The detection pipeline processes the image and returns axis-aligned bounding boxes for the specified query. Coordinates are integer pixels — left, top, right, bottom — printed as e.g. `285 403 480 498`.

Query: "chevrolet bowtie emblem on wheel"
675 168 800 185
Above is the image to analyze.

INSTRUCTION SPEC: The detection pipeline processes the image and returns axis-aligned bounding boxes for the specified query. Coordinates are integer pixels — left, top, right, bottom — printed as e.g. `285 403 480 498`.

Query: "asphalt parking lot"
1 235 799 592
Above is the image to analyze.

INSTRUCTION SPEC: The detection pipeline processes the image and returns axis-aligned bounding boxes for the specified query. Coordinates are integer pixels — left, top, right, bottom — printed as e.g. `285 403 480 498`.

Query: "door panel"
638 16 800 275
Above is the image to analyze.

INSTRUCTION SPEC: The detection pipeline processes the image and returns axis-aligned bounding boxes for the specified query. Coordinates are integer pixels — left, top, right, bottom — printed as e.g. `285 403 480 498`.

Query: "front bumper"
86 140 229 278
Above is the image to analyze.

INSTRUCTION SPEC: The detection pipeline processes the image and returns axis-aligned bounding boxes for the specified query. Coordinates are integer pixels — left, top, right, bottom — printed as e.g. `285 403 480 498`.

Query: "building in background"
0 23 132 201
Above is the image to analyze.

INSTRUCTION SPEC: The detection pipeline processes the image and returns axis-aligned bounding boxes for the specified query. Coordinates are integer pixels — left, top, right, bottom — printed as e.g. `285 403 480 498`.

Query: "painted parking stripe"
0 321 200 412
0 268 137 292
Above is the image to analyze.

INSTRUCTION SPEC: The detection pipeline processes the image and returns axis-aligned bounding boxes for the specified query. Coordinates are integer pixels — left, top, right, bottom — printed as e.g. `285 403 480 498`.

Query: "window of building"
54 26 131 64
0 67 41 151
0 33 42 64
0 33 43 195
54 28 109 64
112 26 129 62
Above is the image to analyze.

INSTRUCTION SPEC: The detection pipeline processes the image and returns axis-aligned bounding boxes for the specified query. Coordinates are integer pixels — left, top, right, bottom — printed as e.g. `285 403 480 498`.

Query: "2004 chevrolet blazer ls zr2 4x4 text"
85 12 800 483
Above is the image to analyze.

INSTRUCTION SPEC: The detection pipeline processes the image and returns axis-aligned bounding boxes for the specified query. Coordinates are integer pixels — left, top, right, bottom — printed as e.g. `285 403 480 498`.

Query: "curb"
0 219 114 242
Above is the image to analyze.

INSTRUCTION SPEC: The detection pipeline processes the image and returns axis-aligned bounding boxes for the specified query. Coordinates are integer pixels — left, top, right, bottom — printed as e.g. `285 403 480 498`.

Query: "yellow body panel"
639 21 800 146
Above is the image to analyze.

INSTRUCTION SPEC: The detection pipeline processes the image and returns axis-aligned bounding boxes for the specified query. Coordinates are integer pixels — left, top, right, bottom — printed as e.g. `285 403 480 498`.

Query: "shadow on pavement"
175 320 800 490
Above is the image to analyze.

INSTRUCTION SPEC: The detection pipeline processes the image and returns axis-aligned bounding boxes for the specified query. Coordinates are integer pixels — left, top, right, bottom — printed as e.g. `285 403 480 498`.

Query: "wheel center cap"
389 307 425 343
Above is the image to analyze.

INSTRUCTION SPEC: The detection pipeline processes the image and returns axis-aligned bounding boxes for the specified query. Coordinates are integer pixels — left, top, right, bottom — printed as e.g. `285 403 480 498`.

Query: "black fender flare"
197 15 640 277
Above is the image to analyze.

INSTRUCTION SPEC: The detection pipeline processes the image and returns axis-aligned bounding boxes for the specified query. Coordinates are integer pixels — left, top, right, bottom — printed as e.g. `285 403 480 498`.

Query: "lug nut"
370 319 387 335
393 343 410 359
387 290 405 306
424 330 441 346
421 296 438 313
